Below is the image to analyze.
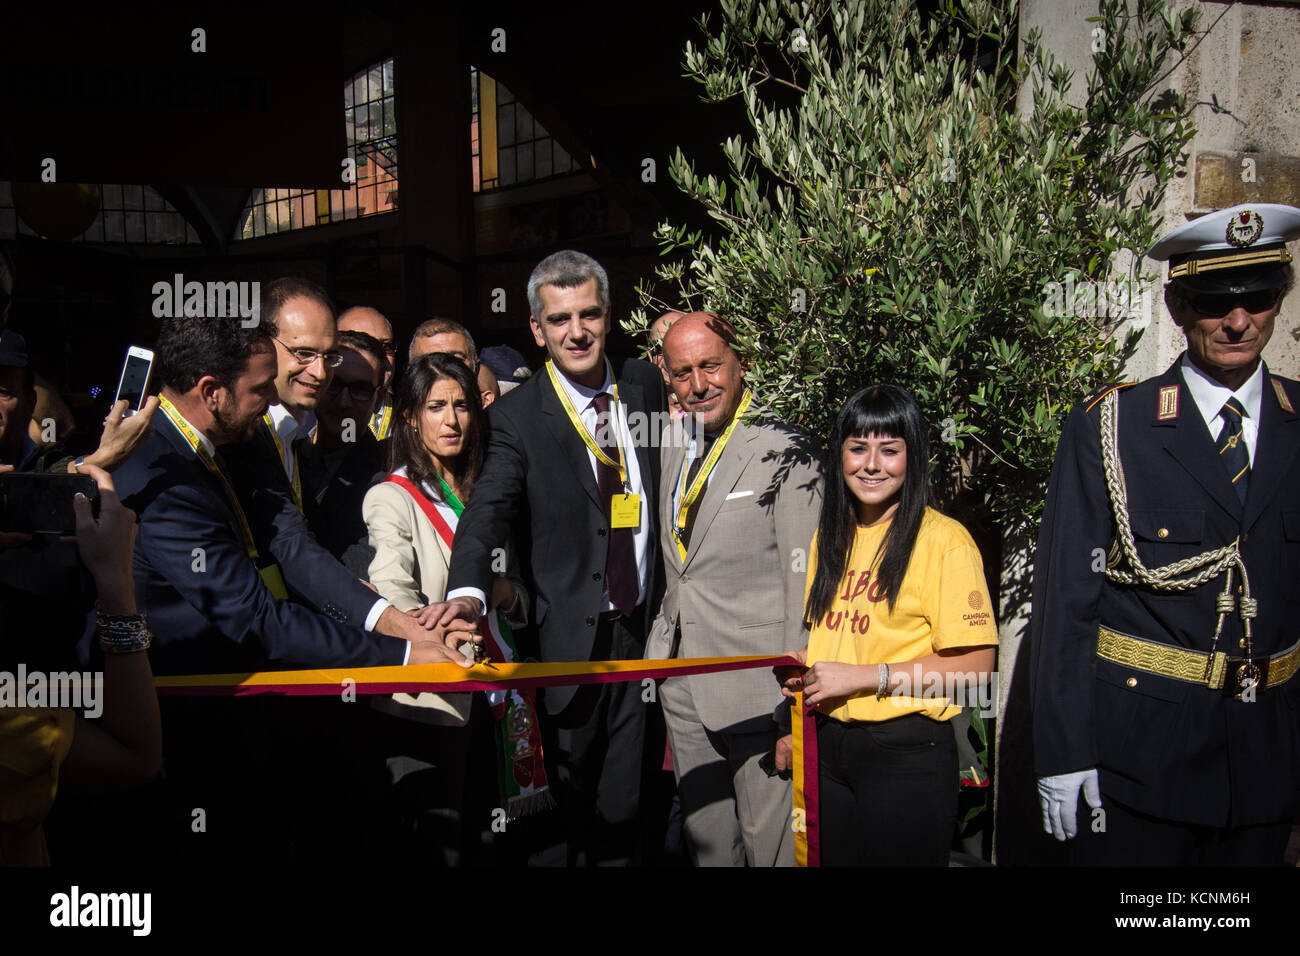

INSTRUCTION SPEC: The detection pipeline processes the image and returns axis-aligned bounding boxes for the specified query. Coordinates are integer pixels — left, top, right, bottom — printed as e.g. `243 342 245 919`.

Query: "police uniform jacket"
1030 357 1300 828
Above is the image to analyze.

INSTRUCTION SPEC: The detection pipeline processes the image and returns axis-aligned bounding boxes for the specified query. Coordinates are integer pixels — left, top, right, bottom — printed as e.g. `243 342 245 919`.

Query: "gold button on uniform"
1126 677 1138 687
1156 528 1169 539
1239 638 1247 649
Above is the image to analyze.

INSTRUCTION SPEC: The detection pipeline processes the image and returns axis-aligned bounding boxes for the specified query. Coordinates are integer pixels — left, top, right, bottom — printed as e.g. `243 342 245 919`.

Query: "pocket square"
725 490 754 500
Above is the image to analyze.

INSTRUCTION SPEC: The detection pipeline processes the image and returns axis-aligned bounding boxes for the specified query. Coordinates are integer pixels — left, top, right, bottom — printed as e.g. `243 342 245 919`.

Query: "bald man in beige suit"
646 314 822 866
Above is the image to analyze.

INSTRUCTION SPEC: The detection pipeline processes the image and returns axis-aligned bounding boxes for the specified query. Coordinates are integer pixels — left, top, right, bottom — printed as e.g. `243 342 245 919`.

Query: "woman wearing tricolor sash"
362 354 549 859
781 385 997 866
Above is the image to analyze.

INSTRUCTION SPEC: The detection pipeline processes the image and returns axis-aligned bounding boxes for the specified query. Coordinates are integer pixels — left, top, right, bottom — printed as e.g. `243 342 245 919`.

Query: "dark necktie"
678 436 715 552
1218 397 1250 505
591 392 637 615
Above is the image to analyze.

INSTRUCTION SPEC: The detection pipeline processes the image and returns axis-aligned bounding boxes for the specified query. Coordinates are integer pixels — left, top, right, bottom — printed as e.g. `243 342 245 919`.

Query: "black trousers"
535 612 647 866
816 712 958 866
1069 796 1292 866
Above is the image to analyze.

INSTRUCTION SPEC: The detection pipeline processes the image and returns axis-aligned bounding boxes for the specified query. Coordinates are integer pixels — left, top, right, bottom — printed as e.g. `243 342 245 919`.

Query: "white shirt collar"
1179 354 1264 428
552 361 613 410
267 402 315 443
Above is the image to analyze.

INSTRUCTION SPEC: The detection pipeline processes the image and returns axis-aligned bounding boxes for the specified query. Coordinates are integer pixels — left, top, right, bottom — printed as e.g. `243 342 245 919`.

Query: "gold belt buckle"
1221 657 1267 699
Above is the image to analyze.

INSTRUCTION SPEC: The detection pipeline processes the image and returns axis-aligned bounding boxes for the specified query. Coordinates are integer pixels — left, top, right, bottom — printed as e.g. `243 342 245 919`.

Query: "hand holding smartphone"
114 346 155 416
0 470 100 534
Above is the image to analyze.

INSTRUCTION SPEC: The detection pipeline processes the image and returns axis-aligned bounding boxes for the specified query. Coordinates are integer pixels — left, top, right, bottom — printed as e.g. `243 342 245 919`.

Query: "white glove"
1037 769 1102 841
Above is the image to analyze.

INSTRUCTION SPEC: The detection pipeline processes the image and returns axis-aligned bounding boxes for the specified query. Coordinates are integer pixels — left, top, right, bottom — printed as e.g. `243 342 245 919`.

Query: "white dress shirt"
448 363 650 616
1179 355 1264 465
264 402 391 635
265 402 314 487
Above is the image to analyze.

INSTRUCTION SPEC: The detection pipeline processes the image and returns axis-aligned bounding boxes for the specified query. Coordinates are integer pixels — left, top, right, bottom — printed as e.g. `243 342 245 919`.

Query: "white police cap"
1147 203 1300 282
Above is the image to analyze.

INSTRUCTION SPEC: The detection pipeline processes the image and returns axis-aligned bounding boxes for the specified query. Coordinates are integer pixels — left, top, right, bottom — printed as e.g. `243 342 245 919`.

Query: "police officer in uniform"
1031 202 1300 865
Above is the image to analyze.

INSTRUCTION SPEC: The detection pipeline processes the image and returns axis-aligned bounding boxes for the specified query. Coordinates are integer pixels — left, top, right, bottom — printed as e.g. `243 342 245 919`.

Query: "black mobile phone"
0 473 100 534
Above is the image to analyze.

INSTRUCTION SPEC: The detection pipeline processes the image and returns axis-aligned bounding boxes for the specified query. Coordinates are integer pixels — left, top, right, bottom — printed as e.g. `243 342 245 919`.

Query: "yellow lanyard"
160 397 261 563
369 401 393 441
673 389 752 560
160 397 289 600
545 359 629 488
262 412 303 512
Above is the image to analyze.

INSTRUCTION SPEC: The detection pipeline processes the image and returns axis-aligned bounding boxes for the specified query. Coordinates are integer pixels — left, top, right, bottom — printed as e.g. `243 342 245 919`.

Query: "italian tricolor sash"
383 471 552 819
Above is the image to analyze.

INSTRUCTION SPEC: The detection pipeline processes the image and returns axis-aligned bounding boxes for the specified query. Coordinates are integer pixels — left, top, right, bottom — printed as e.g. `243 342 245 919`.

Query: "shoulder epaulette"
1269 375 1297 415
1083 381 1136 413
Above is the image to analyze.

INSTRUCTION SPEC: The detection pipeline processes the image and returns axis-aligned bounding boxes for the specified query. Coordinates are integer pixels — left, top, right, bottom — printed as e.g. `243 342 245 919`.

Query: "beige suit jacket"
363 477 470 725
646 408 822 733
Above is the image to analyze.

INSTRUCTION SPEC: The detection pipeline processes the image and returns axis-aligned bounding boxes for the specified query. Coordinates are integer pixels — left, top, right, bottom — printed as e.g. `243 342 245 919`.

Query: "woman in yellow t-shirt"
780 384 997 866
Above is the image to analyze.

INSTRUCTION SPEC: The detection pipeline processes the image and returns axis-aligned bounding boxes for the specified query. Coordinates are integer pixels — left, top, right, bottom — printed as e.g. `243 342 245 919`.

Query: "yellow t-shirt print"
804 508 998 724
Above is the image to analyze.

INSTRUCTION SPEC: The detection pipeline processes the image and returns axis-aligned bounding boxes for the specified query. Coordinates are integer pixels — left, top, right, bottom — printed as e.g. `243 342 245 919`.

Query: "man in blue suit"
112 313 472 861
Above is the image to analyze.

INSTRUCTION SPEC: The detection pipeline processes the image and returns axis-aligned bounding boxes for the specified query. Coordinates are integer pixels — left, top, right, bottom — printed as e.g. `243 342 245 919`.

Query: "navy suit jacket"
447 357 667 713
112 412 406 676
221 420 380 627
1030 358 1300 827
299 430 388 579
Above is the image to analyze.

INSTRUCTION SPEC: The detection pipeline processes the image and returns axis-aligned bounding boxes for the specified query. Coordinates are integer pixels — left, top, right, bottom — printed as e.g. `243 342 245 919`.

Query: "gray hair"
409 317 477 367
526 250 609 319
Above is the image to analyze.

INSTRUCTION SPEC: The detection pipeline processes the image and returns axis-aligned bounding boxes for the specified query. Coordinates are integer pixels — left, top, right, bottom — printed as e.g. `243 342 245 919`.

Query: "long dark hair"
804 384 932 624
388 353 486 501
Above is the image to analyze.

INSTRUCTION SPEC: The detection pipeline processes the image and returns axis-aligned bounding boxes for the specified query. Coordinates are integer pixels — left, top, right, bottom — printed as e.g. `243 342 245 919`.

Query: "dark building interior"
1 1 742 442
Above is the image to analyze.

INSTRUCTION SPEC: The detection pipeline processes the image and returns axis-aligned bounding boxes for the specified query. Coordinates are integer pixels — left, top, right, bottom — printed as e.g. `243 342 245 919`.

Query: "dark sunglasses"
326 378 377 403
1184 287 1281 318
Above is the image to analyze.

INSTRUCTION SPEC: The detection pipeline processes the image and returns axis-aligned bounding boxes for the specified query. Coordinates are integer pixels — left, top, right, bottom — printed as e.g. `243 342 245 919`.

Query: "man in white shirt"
223 277 455 648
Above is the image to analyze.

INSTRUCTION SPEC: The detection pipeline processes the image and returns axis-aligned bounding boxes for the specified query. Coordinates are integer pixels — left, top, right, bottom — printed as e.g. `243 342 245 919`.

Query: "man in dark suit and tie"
111 314 471 861
431 249 667 865
300 329 389 578
1031 203 1300 865
221 277 435 645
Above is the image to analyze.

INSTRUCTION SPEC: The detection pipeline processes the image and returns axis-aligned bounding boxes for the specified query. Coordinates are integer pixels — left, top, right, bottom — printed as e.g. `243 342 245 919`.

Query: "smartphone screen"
115 347 154 411
0 473 100 534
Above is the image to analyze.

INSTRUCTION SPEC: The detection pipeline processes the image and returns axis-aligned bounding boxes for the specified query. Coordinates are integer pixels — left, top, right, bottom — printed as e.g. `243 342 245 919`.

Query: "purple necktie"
591 392 637 615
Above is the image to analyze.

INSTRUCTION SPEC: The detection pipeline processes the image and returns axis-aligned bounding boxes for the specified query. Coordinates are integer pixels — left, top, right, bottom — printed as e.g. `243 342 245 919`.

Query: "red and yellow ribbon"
154 651 819 865
155 654 795 696
790 690 821 867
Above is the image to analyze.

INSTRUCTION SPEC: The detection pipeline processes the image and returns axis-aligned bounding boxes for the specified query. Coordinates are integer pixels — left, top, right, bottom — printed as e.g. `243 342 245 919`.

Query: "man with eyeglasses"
223 277 458 647
301 329 388 575
1031 203 1300 866
338 306 398 440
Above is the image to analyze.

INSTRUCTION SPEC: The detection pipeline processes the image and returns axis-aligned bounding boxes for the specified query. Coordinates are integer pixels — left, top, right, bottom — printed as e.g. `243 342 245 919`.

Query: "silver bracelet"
875 661 890 699
96 606 153 654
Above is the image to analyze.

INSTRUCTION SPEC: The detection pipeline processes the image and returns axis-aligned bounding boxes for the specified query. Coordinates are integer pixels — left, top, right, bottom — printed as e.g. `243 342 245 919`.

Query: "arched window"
0 180 200 244
238 58 398 239
471 67 579 192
